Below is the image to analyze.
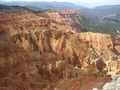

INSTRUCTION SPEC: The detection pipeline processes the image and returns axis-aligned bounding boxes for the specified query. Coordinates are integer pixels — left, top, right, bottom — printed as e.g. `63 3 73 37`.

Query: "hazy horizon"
1 0 120 7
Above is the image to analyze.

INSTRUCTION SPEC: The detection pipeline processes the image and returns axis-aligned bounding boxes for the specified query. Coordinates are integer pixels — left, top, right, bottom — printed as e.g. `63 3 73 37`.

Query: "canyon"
0 9 120 90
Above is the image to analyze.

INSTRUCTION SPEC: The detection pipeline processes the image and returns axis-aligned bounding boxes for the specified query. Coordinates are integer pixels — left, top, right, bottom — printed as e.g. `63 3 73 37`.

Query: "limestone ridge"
0 9 119 90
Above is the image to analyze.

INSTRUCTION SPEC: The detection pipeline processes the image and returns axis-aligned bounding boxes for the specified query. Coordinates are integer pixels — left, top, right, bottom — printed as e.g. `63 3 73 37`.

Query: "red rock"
0 10 119 90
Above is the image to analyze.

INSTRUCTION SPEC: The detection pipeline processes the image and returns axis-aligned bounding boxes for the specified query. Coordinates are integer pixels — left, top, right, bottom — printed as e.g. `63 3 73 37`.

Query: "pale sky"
2 0 120 7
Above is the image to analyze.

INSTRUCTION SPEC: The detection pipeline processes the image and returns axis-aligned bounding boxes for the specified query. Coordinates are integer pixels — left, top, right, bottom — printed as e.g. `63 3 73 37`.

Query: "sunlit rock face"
0 9 120 89
79 32 113 58
0 10 83 37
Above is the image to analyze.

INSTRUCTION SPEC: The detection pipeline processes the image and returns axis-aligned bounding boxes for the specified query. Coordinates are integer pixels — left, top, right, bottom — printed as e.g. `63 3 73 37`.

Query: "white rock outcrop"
103 74 120 90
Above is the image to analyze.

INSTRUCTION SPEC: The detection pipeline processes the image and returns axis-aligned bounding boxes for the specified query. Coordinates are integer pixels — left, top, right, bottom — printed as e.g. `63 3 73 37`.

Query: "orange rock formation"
0 10 119 90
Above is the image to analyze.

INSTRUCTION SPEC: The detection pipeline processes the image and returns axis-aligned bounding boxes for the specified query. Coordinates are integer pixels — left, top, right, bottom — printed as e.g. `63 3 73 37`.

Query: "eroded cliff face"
37 10 83 32
0 10 83 38
0 10 119 90
79 32 114 58
79 32 120 78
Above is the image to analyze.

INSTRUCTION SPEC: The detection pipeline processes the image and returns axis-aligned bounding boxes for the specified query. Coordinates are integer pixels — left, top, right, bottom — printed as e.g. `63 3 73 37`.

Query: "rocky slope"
0 10 120 90
103 74 120 90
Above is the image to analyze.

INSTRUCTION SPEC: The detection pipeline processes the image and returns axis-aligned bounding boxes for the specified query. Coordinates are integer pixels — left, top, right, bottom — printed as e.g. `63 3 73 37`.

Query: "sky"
2 0 120 7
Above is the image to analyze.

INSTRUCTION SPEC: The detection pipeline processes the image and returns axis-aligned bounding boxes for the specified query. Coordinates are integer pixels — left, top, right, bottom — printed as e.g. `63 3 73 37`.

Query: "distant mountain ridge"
79 5 120 21
0 4 31 12
77 5 120 36
0 1 85 10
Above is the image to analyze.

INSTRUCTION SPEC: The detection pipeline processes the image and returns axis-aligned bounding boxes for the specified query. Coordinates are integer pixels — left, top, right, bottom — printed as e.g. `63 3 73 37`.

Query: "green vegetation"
80 15 120 36
0 4 50 14
79 5 120 36
79 5 120 21
0 4 33 12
